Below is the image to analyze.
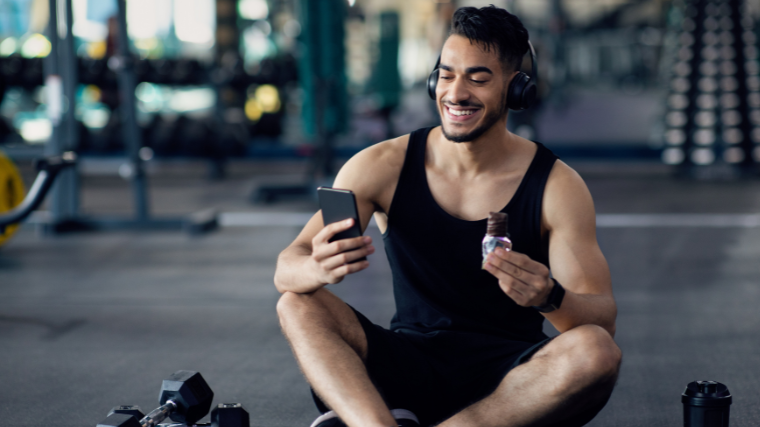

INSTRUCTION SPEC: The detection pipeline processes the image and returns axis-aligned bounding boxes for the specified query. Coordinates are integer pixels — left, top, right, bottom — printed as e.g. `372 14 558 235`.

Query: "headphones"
427 40 537 111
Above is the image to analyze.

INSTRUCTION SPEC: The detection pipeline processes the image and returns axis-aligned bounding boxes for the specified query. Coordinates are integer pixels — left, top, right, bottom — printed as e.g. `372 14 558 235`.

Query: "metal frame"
40 0 217 234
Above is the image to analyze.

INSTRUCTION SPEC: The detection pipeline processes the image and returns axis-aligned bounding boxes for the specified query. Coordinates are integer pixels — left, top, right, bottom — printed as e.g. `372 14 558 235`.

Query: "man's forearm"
543 291 617 337
274 246 324 294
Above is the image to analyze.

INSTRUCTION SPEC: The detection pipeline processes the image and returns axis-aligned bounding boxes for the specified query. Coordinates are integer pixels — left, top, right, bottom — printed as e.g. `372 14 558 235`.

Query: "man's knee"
276 289 368 355
276 290 330 331
276 291 306 326
554 325 622 391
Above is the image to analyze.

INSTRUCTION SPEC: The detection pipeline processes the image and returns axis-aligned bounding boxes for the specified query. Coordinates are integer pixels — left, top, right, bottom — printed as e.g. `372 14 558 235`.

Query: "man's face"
436 35 513 143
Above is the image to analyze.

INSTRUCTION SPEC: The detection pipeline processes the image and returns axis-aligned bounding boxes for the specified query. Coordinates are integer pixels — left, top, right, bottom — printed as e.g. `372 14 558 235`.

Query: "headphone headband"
526 40 537 86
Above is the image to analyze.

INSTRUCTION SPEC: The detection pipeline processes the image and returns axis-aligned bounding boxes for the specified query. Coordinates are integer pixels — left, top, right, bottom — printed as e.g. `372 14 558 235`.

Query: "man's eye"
471 79 487 84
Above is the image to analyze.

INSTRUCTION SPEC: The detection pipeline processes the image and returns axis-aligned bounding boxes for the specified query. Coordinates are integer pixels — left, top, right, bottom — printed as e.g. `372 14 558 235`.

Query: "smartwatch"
532 279 565 313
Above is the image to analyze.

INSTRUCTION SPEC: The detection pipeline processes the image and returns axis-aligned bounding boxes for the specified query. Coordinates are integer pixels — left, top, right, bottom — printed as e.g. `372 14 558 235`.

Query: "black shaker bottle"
682 380 732 427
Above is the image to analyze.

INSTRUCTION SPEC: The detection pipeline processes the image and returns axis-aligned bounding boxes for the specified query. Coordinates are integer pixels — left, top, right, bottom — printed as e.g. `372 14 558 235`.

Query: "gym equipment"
97 370 214 427
682 380 732 427
660 0 760 176
98 403 250 427
0 151 26 245
32 0 218 235
108 406 145 420
97 413 140 427
427 40 538 111
211 403 250 427
0 151 77 243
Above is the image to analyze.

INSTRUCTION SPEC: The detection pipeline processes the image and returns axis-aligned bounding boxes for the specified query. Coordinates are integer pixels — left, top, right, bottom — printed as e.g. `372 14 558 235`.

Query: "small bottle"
482 212 512 268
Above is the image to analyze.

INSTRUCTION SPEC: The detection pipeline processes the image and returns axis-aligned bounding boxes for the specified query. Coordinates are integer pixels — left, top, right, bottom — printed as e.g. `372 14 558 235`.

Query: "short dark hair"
449 5 529 73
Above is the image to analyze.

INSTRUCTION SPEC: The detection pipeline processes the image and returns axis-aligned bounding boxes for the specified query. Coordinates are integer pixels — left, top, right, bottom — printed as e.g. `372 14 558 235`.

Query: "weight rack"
660 0 760 178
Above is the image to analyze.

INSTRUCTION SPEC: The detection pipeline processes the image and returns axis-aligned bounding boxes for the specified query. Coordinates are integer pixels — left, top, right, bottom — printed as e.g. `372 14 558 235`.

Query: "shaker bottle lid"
682 380 732 407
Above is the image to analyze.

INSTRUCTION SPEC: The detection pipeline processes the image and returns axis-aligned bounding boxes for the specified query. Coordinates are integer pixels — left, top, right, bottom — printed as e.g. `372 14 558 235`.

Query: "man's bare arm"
540 162 615 334
483 161 615 336
273 138 405 294
274 215 374 294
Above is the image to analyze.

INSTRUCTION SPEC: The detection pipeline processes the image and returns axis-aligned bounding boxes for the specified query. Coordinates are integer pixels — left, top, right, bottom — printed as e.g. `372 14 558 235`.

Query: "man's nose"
443 76 470 105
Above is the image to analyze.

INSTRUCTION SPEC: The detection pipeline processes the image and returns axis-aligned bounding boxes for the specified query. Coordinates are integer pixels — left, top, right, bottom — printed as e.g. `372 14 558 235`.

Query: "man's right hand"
309 218 375 285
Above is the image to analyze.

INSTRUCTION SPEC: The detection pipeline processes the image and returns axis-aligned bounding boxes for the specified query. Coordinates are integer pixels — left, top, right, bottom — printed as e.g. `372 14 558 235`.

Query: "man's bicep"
544 163 611 296
330 147 390 233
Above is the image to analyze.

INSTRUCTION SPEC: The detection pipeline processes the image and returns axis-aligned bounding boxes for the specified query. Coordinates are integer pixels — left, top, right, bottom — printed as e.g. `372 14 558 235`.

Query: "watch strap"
532 279 565 313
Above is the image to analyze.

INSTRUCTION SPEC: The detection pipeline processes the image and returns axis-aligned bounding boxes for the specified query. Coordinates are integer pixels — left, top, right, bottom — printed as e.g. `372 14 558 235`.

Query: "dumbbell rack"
660 0 760 178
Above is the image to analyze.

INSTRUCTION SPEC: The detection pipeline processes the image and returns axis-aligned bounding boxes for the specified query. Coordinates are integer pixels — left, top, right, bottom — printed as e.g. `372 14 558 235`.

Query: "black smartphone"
317 187 364 243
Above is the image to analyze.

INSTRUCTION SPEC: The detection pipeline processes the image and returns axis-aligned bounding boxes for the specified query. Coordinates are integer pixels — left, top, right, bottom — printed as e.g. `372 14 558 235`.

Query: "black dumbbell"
96 370 214 427
108 406 145 420
211 403 250 427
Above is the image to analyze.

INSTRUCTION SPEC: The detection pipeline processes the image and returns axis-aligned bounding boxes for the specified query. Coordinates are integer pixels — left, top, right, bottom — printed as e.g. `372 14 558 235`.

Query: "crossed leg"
278 288 621 427
437 325 621 427
277 288 398 427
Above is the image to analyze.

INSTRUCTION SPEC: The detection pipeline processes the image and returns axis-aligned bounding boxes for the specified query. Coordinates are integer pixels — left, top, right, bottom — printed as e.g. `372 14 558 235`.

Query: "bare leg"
277 289 397 427
438 325 621 427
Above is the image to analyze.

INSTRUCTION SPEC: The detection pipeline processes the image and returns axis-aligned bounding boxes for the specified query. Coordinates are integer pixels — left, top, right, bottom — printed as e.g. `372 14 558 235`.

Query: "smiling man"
274 5 620 427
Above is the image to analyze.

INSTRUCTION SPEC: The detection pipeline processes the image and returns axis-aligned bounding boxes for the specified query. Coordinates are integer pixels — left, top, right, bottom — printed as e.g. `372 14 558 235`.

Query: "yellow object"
86 41 107 59
245 98 263 122
255 84 281 113
0 151 26 246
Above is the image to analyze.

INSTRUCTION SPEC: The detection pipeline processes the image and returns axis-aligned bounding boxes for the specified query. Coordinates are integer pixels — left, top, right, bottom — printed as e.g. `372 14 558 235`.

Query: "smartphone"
317 187 363 243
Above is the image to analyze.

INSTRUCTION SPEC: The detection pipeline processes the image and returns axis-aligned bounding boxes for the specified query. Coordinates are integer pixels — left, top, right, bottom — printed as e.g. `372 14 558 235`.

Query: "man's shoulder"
340 134 411 179
542 158 595 232
331 133 414 202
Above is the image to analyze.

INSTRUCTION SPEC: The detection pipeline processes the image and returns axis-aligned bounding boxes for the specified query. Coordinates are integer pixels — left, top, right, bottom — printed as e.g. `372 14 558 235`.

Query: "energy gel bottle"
482 211 512 267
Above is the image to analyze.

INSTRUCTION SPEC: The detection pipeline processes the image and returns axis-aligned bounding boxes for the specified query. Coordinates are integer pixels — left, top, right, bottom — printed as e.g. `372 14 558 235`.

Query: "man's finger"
321 244 375 270
486 253 531 285
494 248 548 276
315 217 356 244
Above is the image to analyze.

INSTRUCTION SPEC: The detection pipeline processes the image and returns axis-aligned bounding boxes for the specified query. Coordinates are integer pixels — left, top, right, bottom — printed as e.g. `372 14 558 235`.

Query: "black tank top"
383 126 558 342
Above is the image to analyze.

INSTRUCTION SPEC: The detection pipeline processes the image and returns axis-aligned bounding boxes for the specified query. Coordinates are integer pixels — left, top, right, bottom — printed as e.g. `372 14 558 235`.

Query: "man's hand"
309 218 375 286
483 247 552 307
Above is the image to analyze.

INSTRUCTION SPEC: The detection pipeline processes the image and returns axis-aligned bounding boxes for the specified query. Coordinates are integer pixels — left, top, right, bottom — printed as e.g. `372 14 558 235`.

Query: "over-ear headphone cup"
507 72 535 111
427 69 439 100
521 82 537 109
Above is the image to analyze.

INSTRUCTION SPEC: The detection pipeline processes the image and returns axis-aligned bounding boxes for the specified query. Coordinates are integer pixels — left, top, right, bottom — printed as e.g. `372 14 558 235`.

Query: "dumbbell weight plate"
108 405 145 420
159 370 214 425
211 403 250 427
96 413 141 427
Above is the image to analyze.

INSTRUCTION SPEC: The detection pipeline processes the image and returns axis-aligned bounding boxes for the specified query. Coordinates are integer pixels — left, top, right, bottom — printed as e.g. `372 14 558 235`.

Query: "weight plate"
0 151 26 246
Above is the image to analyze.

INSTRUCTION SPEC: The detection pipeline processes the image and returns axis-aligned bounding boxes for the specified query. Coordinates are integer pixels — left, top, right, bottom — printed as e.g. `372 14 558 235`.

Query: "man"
274 6 620 427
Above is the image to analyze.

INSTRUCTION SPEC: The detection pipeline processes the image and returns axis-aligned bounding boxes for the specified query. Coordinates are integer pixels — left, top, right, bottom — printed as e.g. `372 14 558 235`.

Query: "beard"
440 92 509 143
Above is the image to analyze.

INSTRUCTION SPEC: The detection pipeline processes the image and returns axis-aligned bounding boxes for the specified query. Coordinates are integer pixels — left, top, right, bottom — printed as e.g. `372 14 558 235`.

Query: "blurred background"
3 0 760 426
0 0 693 174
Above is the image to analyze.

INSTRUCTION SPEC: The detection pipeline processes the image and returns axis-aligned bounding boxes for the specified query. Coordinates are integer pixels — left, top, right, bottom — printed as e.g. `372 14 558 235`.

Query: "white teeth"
449 108 475 116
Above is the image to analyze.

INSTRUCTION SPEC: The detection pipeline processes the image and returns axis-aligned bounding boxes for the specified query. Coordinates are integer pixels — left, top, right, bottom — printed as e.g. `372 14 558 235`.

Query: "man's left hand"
483 247 553 307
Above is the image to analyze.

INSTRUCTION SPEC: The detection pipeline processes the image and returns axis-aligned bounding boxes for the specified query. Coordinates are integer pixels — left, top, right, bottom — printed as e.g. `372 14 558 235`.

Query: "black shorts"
313 307 553 426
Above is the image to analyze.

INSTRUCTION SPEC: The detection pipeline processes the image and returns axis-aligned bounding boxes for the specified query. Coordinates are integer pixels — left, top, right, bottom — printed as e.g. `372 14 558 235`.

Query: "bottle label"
482 235 512 267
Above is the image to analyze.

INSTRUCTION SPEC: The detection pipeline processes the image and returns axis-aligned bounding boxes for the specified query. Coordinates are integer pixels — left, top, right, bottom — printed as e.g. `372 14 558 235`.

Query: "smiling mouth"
445 105 480 117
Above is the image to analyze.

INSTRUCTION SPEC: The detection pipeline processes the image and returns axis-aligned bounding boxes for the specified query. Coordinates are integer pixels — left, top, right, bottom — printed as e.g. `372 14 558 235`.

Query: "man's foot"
310 409 421 427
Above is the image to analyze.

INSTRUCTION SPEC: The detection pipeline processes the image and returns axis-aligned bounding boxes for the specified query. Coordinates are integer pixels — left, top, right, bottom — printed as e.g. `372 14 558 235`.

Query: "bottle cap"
682 381 732 407
486 212 508 237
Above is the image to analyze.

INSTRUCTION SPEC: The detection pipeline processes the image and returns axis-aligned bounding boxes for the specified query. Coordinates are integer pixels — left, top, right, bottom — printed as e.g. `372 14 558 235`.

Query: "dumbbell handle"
140 400 177 427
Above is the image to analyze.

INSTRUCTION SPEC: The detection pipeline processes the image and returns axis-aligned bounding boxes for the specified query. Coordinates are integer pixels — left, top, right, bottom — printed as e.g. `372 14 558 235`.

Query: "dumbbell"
97 370 213 427
211 403 250 427
101 403 249 427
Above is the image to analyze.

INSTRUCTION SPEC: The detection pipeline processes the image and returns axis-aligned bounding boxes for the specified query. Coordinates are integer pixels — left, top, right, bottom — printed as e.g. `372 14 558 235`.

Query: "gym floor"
2 158 760 427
